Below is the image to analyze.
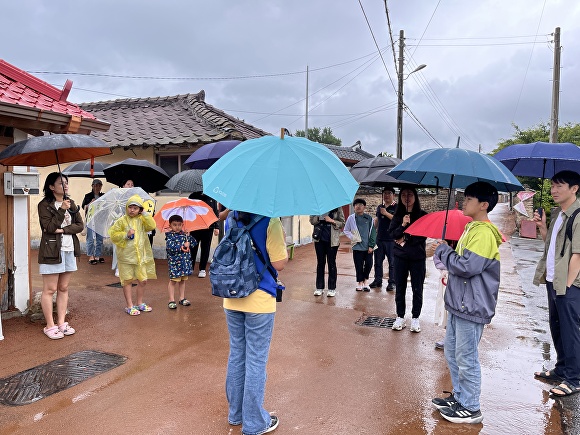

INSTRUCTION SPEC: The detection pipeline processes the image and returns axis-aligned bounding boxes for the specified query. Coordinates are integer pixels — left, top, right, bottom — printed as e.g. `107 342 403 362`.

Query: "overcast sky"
3 0 579 158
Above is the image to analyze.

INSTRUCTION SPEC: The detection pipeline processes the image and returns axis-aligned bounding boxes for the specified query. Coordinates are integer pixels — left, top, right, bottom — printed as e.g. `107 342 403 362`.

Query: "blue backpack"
210 213 266 298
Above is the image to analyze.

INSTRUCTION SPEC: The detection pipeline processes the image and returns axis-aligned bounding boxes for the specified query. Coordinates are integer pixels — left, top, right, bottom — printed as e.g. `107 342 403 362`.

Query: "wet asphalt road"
0 203 577 434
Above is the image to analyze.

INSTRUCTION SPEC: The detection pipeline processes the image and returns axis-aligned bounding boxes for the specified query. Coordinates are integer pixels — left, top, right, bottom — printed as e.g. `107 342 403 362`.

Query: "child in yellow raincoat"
109 194 157 316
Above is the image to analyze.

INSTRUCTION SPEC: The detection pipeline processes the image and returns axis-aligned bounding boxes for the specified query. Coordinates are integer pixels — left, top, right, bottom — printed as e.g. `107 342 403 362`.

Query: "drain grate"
0 350 126 406
355 314 396 328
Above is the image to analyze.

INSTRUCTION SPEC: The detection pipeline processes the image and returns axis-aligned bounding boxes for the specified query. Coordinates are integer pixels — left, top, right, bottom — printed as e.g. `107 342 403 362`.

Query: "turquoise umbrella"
202 132 359 217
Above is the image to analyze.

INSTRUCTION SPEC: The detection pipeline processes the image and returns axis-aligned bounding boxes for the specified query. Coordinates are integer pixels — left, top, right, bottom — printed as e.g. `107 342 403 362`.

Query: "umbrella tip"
280 128 292 139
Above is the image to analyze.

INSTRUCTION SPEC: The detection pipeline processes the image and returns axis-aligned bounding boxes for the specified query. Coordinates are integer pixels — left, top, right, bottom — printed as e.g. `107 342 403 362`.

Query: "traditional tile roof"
80 91 271 149
324 143 374 165
0 59 97 120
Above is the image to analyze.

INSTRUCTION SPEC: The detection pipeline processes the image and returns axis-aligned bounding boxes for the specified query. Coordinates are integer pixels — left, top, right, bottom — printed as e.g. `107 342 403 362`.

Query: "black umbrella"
358 170 418 187
103 158 169 192
349 156 403 183
62 160 110 178
165 169 205 193
0 134 111 170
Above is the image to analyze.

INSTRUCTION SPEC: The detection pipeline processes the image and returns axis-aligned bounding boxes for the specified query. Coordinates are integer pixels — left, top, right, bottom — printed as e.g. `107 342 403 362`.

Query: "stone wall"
355 188 465 214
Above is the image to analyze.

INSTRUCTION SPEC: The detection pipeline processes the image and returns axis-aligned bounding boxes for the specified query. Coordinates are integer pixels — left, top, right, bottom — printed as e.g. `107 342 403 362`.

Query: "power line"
408 0 442 59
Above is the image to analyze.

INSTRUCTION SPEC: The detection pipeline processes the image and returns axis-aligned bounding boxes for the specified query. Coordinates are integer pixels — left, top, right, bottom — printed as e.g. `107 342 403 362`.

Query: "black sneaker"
386 284 395 291
242 416 279 435
369 280 382 288
265 416 279 433
439 402 483 424
431 391 456 410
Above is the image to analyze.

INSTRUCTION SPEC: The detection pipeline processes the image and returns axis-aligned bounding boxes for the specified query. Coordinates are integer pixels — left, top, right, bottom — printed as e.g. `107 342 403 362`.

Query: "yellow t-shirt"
223 217 288 313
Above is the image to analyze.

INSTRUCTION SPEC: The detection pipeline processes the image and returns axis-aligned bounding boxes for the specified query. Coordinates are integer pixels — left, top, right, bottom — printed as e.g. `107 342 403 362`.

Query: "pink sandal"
44 326 64 340
58 322 76 336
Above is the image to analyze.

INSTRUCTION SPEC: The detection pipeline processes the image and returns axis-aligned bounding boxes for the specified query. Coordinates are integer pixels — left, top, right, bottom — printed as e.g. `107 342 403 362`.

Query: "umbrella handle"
63 194 81 214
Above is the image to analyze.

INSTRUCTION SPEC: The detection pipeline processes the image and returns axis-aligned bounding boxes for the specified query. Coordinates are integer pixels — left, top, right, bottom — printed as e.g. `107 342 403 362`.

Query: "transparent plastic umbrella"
86 187 155 237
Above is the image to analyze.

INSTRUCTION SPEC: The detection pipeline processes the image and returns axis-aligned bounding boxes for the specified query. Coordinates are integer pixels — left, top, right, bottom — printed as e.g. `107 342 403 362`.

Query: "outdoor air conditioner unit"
4 172 40 196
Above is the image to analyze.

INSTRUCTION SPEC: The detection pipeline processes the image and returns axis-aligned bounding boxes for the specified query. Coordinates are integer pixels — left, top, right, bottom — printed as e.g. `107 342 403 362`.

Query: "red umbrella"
153 198 218 233
404 209 472 241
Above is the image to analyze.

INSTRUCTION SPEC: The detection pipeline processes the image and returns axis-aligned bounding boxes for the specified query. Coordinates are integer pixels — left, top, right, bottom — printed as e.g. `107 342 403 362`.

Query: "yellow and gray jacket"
435 221 502 324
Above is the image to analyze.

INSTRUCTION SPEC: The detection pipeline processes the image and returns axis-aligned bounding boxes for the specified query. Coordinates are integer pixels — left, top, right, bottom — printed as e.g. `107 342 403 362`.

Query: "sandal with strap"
44 326 64 340
137 303 152 312
168 301 177 309
58 322 76 336
534 369 562 381
179 299 191 306
125 306 140 316
550 380 580 397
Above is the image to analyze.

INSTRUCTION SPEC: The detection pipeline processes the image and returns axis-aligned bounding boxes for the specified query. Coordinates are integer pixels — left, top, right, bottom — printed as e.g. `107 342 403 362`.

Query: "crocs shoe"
44 326 64 340
179 299 191 306
168 301 177 309
137 303 152 312
125 306 140 316
58 322 76 336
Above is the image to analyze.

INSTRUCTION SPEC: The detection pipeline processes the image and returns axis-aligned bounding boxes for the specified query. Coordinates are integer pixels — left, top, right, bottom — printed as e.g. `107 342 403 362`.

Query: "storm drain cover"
355 315 396 328
0 350 126 406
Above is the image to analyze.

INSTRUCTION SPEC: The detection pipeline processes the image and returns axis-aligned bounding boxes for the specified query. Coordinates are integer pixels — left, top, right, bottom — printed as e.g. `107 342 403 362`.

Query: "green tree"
491 122 580 214
295 127 342 146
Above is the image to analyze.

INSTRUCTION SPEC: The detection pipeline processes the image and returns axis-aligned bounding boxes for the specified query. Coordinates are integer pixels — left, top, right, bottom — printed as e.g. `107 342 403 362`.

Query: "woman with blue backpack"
215 211 288 435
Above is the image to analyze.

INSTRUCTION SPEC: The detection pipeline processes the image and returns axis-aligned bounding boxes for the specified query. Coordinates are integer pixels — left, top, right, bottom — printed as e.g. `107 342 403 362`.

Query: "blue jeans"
86 227 103 258
444 313 484 411
547 282 580 386
225 309 275 435
373 239 395 285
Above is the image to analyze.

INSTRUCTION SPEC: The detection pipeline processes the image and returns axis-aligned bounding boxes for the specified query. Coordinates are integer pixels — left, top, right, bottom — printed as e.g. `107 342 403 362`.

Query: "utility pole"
550 27 561 143
305 65 309 139
396 30 404 159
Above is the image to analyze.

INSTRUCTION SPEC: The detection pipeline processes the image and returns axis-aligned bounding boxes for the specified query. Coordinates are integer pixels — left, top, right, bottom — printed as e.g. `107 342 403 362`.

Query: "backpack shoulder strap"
560 207 580 257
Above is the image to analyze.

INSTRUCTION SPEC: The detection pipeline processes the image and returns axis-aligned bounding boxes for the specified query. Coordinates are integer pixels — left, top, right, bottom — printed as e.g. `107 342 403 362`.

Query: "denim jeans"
444 313 485 411
314 240 338 290
86 227 103 257
225 309 275 435
373 239 395 285
547 282 580 386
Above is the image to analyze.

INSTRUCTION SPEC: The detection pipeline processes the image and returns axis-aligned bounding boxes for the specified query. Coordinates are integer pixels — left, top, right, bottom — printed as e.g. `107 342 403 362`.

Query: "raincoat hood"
126 194 144 213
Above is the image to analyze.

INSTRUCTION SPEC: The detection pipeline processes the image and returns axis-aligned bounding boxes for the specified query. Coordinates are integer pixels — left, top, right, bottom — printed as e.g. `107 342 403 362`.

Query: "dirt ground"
0 203 573 435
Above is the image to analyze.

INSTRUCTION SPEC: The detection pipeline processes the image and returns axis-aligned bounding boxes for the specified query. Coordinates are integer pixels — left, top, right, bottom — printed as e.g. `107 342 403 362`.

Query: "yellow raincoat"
108 194 157 283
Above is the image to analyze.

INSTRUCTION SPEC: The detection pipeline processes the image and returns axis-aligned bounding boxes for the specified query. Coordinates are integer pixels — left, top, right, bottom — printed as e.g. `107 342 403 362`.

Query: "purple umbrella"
185 140 241 169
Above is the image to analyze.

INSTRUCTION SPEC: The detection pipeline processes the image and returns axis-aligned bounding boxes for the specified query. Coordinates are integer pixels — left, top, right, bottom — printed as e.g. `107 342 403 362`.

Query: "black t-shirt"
376 203 397 241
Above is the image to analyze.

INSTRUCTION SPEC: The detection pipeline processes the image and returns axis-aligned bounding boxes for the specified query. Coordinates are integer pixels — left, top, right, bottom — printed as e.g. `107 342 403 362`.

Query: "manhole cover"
355 315 396 328
0 350 126 406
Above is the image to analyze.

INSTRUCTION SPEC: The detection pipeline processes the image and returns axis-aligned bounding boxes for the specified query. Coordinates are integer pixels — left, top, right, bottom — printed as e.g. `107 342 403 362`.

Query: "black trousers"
190 228 214 272
393 256 426 318
352 250 373 283
547 282 580 385
314 240 339 290
373 239 395 285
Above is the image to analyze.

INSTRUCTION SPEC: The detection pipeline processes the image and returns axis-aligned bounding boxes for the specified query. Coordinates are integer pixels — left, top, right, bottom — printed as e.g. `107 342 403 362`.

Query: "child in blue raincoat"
109 194 157 316
165 215 196 309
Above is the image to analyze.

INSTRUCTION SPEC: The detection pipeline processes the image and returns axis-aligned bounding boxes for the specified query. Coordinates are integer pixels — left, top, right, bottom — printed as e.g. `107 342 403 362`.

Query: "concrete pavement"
0 203 575 434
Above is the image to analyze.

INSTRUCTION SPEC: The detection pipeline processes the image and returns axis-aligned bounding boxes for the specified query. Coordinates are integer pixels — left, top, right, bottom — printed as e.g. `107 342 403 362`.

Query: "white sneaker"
392 317 406 331
313 288 323 296
410 318 421 332
114 269 119 277
198 270 206 278
327 289 336 297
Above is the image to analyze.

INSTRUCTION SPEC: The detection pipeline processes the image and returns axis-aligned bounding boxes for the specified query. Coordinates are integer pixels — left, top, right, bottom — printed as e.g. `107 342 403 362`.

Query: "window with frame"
156 153 192 195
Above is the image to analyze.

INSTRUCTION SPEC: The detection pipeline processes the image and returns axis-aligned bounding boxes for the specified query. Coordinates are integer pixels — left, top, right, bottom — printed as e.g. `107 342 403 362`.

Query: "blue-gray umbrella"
389 146 523 239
